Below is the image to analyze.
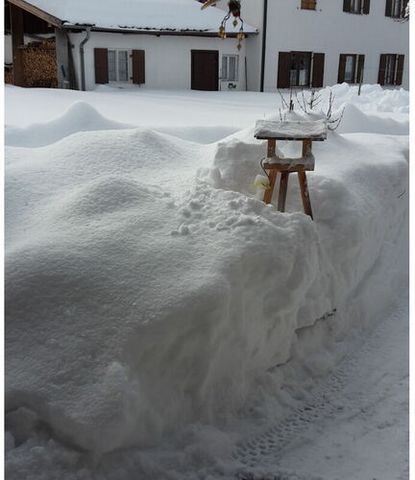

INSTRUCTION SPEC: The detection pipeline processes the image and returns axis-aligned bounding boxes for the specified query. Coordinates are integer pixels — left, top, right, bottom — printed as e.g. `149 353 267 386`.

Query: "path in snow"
232 296 408 480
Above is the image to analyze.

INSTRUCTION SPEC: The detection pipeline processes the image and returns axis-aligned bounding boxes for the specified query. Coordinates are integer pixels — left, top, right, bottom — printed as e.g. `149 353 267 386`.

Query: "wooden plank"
10 4 24 87
255 119 327 141
311 53 325 88
8 0 62 27
302 138 312 157
263 170 277 204
278 172 289 212
132 49 145 84
298 171 313 219
263 163 314 172
267 139 276 157
94 48 108 84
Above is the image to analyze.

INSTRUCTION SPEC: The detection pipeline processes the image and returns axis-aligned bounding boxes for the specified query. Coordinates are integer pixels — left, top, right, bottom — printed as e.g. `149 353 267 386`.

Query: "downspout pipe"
260 0 268 92
80 27 91 91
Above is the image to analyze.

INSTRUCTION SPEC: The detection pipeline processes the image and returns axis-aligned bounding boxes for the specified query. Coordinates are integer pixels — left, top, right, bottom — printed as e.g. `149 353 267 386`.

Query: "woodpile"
5 66 13 84
6 38 58 88
22 38 57 87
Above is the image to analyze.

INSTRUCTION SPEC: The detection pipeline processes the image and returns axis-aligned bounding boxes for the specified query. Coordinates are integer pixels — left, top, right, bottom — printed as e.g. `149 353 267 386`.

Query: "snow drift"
5 102 132 148
5 86 408 478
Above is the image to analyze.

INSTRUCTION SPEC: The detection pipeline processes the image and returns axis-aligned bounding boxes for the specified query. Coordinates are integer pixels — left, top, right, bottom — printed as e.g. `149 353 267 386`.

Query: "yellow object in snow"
254 175 270 191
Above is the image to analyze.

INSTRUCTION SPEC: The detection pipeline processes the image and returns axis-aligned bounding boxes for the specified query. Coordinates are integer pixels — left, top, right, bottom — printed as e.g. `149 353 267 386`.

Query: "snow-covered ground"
5 84 408 480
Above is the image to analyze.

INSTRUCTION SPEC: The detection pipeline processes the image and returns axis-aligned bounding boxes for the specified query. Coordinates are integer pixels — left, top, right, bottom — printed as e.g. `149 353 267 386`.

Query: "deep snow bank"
5 112 408 460
5 102 132 148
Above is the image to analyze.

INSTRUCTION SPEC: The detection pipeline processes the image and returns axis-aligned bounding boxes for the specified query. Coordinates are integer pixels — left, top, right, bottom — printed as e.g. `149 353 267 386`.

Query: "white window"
108 49 130 82
344 55 356 82
350 0 362 13
222 55 239 81
391 0 404 17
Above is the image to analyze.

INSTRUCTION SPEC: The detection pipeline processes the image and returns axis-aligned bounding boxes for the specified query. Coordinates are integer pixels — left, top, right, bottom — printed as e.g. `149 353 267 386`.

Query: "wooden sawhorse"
254 120 327 220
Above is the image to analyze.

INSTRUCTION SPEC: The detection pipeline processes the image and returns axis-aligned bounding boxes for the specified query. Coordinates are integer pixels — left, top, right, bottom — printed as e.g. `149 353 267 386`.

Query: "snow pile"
5 102 132 148
5 85 408 479
25 0 257 33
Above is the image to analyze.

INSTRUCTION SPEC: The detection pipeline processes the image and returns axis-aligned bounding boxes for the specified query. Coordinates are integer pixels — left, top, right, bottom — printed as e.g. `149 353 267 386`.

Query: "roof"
10 0 257 35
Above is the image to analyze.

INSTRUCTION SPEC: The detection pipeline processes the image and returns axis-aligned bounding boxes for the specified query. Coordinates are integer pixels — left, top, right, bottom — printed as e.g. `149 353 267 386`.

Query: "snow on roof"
24 0 258 34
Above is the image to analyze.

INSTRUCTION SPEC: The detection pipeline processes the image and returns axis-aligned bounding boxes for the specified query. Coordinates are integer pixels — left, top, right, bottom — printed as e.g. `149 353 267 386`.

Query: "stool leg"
278 172 289 212
298 171 313 219
263 170 277 204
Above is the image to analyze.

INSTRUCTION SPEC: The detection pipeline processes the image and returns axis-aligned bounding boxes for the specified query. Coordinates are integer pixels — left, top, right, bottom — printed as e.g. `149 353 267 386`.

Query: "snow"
5 84 408 480
254 118 327 140
24 0 257 34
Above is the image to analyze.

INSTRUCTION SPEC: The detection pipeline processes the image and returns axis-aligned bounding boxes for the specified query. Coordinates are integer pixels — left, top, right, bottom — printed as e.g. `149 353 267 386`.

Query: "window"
378 54 404 85
338 54 365 83
350 0 362 13
385 0 408 18
289 52 311 87
277 51 325 89
301 0 316 10
222 54 239 81
108 49 130 82
343 0 370 14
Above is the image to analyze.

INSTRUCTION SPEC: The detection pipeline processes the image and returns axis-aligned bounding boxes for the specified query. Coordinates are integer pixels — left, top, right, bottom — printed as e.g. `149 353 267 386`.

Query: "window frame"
350 0 363 13
301 0 317 10
384 54 397 85
221 54 239 82
389 0 406 18
107 49 131 84
289 51 312 88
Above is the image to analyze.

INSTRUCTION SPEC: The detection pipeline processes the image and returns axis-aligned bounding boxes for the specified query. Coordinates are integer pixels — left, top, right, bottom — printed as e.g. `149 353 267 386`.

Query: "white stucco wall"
261 0 409 91
214 0 264 91
68 31 250 91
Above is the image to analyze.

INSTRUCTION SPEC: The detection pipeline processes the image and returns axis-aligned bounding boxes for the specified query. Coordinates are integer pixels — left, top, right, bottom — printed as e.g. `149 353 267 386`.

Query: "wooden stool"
254 119 327 220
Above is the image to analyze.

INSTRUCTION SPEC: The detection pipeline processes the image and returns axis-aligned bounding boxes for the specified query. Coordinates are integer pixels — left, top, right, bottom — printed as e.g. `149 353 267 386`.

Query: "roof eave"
7 0 63 28
62 24 258 37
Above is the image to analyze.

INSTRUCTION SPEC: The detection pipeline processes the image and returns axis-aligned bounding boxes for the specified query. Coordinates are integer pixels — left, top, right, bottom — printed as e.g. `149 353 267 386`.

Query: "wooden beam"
7 0 62 27
277 172 289 212
10 3 24 87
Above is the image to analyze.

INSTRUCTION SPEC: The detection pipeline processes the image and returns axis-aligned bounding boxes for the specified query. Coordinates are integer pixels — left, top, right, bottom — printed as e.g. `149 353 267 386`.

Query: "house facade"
5 0 257 92
217 0 409 91
5 0 409 92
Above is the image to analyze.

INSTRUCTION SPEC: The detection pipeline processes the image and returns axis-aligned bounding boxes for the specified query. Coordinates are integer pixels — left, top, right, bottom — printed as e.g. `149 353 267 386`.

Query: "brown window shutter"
343 0 351 12
395 55 404 85
338 54 346 83
357 55 365 83
94 48 108 84
311 53 324 88
132 50 145 84
362 0 370 14
385 0 392 16
277 52 291 89
378 54 387 85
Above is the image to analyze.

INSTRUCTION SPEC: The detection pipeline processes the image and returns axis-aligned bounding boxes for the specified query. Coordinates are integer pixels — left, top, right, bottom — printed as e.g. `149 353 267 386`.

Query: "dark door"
191 50 219 91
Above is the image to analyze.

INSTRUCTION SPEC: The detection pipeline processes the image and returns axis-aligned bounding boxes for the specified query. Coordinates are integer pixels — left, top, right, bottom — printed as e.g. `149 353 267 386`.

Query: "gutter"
260 0 268 92
79 26 91 91
63 24 258 38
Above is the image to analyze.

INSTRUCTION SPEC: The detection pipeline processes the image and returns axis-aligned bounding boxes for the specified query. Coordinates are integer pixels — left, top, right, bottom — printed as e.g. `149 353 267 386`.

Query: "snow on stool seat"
254 118 328 219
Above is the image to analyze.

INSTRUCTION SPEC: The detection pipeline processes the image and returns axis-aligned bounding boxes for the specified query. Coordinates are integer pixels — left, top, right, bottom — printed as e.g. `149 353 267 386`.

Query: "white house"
216 0 409 91
5 0 257 91
5 0 409 91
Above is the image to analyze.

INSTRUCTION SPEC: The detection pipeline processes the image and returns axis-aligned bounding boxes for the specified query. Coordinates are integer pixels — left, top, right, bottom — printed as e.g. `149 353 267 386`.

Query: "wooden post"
263 139 277 204
277 172 289 212
267 139 276 158
298 171 313 219
10 4 25 87
302 138 312 157
263 170 277 204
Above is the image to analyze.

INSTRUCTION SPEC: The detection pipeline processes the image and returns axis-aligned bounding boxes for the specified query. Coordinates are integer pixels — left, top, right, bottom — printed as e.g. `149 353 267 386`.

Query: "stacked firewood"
22 38 57 88
5 66 13 84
